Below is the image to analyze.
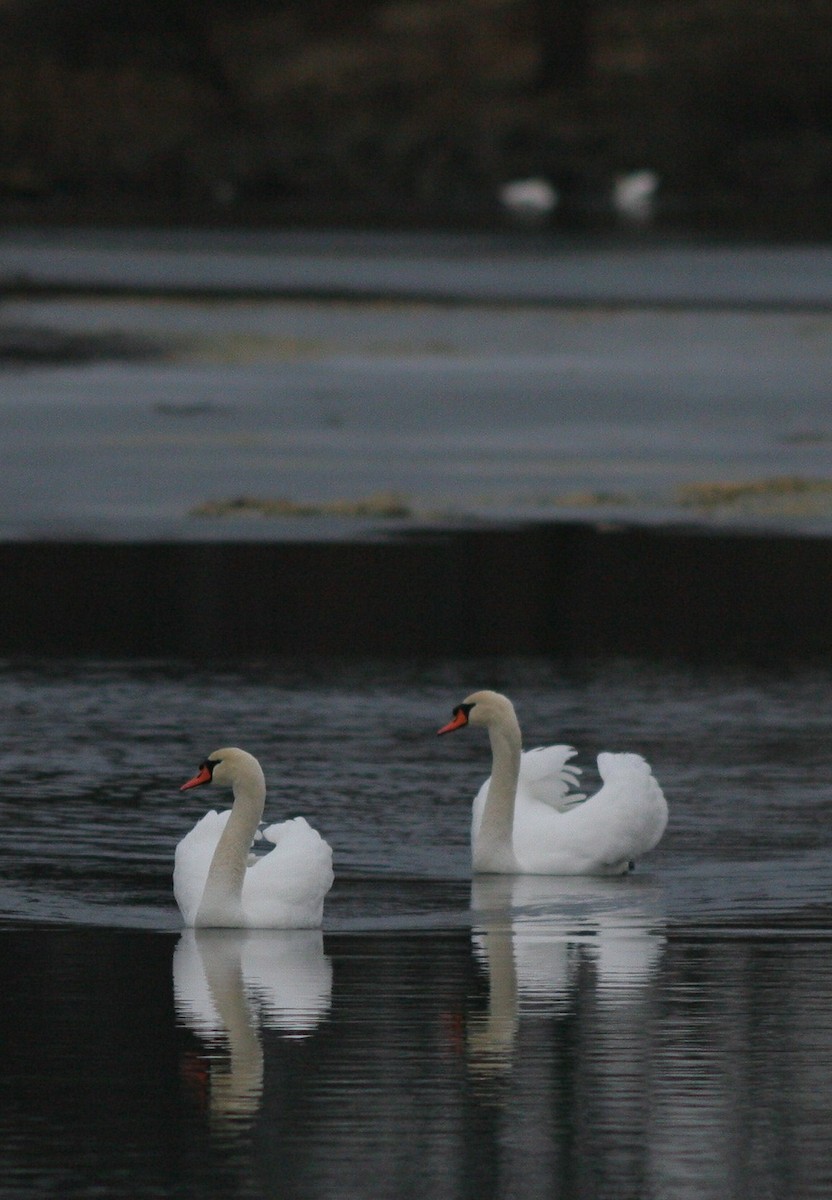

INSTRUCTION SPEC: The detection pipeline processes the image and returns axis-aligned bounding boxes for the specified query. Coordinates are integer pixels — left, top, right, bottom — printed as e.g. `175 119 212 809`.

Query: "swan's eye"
454 703 474 720
201 758 219 776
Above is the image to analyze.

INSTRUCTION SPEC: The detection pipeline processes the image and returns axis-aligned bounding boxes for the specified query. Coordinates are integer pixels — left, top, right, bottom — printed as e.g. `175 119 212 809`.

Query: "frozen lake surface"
2 657 832 1198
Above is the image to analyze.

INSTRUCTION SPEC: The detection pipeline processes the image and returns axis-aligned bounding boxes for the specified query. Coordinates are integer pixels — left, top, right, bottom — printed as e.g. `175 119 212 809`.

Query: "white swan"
612 168 659 224
438 691 668 875
174 747 334 928
498 176 559 224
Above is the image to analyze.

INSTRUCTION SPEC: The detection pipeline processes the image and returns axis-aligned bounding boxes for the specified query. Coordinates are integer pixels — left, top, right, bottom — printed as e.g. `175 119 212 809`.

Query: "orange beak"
437 709 469 736
180 764 212 791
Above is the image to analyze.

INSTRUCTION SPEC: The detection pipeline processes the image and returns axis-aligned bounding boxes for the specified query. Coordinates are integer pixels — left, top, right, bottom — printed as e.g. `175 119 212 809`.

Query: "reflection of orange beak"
180 1050 211 1112
437 710 469 736
180 765 212 791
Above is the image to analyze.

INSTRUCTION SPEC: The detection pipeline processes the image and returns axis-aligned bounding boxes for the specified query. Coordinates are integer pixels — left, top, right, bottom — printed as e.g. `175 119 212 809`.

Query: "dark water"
2 657 832 1199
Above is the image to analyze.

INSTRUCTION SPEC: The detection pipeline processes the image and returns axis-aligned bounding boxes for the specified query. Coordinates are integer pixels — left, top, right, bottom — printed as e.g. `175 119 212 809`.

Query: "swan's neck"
197 772 265 926
474 716 521 872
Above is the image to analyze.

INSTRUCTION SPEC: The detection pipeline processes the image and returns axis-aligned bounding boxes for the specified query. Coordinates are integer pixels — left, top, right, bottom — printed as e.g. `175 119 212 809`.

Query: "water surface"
2 657 831 1198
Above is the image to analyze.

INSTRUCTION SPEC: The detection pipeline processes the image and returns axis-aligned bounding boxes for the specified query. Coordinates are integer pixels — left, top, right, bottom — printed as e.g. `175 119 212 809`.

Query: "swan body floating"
612 169 659 224
174 747 334 928
438 691 668 875
498 177 559 224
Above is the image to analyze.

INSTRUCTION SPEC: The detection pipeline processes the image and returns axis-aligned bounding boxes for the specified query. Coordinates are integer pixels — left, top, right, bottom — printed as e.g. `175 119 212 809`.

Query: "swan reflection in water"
173 929 333 1135
466 874 666 1081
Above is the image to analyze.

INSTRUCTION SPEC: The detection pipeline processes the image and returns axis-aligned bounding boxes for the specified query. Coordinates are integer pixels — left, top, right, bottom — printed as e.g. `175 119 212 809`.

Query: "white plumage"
612 169 659 223
174 747 334 928
498 177 559 223
441 691 668 875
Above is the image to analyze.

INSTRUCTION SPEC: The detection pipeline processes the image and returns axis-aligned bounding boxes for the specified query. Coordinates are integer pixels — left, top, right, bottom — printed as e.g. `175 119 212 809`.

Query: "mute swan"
612 169 659 224
498 177 559 224
174 747 334 928
438 691 668 875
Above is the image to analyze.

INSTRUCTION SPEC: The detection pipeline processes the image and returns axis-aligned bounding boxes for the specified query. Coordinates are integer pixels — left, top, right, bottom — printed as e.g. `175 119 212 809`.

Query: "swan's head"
437 690 516 735
180 747 264 792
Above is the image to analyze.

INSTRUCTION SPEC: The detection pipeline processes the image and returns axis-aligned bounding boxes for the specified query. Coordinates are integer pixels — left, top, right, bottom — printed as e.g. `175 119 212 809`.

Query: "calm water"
2 657 832 1199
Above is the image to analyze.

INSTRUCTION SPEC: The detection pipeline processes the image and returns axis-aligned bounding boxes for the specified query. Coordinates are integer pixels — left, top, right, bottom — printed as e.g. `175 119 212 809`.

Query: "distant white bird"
498 177 559 225
612 169 659 223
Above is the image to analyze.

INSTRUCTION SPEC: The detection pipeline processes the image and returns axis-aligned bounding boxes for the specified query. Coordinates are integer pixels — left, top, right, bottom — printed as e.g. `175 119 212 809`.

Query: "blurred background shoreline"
0 0 831 241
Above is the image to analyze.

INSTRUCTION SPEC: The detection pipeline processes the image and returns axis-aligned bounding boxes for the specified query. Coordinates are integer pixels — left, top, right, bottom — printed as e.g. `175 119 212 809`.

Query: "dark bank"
4 522 831 663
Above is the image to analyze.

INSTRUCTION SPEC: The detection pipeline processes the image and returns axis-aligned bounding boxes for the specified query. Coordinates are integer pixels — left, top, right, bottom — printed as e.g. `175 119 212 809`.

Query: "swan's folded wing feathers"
596 751 651 783
173 809 231 926
257 816 334 904
177 807 229 846
556 789 589 811
261 814 325 850
589 751 668 863
522 745 586 810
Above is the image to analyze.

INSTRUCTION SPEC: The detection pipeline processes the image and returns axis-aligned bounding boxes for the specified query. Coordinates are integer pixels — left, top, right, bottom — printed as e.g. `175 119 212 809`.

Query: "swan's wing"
520 745 586 811
585 752 669 861
596 751 652 784
245 817 334 927
510 751 667 873
173 809 230 927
